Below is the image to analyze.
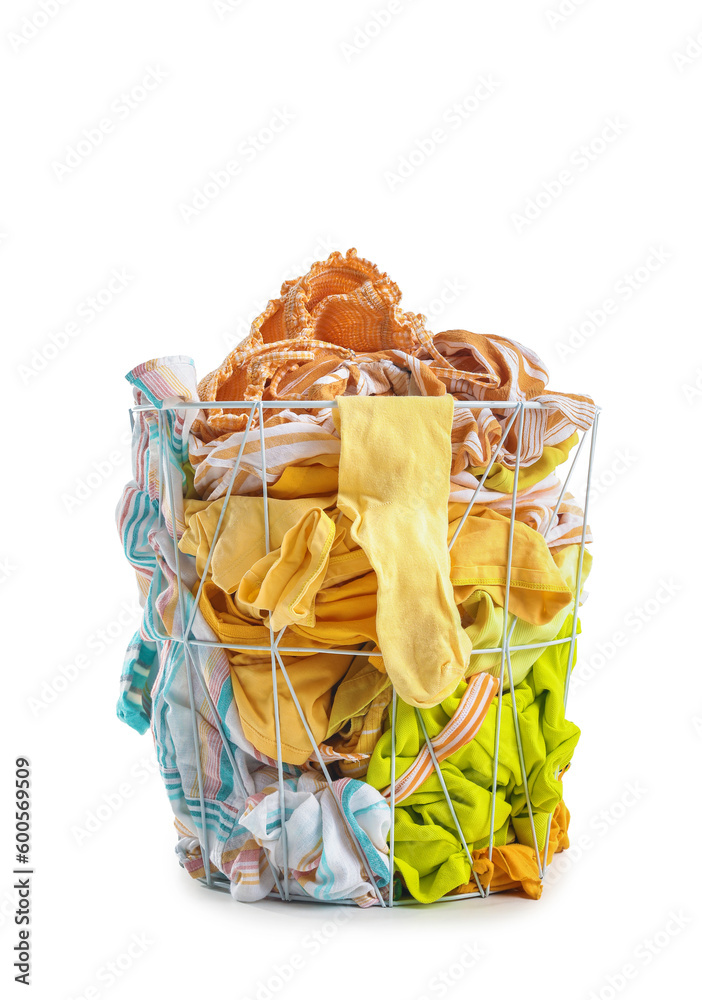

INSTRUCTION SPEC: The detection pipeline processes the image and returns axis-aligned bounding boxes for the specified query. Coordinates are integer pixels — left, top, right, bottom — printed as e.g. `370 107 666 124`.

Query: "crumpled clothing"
381 672 499 805
189 408 341 502
182 499 576 633
335 394 471 708
117 357 390 908
187 403 588 548
466 432 578 492
191 498 579 759
115 355 201 732
226 767 391 905
149 510 389 907
450 799 571 900
117 250 596 906
461 542 592 686
365 617 580 903
190 248 596 496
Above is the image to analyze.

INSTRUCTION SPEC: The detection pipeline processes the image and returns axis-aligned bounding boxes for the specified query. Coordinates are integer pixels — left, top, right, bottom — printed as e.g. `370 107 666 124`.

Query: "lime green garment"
467 433 578 493
465 544 592 687
365 616 580 903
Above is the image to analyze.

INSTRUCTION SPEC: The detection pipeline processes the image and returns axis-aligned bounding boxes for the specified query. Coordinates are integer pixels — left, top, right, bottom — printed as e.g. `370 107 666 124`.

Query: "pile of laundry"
116 249 595 905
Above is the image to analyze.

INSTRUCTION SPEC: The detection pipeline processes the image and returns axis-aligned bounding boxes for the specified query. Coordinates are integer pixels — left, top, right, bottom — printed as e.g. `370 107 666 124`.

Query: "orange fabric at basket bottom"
449 799 571 900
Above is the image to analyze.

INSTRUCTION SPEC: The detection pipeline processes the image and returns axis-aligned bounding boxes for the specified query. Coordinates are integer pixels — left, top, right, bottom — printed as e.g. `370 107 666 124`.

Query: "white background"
2 1 701 998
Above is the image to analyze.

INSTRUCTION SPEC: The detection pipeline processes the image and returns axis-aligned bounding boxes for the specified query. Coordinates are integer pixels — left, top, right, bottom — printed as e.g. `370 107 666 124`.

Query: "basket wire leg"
504 615 544 878
540 408 600 873
543 426 590 540
184 401 257 638
448 406 521 552
388 689 397 907
175 402 259 806
257 401 291 901
414 709 486 898
146 400 192 646
271 632 387 906
160 408 212 887
268 628 290 900
563 409 600 709
486 401 524 896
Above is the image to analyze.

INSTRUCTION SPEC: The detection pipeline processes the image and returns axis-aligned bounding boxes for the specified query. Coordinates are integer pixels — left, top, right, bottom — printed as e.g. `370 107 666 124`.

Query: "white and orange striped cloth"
228 767 391 906
381 672 499 805
187 249 595 555
191 248 595 469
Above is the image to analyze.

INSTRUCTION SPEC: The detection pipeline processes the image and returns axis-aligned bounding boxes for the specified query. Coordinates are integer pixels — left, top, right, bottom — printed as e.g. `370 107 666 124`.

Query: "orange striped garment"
381 672 499 805
190 249 595 488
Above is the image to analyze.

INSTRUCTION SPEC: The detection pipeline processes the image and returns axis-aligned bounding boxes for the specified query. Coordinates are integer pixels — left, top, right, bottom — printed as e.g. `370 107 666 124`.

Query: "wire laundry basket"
132 395 600 907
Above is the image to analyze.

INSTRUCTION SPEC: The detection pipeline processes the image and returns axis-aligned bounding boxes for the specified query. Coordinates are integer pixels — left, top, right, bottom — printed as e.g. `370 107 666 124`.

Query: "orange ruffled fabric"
195 249 437 438
193 248 596 451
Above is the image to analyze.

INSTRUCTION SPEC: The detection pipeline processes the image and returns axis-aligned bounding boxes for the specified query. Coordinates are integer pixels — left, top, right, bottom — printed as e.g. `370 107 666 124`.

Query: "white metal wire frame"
134 397 600 906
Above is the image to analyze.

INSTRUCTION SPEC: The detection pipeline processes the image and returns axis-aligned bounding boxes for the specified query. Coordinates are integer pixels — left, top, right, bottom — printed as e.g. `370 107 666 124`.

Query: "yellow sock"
336 395 470 708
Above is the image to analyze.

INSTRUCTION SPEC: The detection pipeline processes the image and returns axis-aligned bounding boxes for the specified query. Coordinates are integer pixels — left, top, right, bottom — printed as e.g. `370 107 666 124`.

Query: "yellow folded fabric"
186 462 585 761
238 507 337 631
229 648 353 764
335 395 470 709
326 654 391 739
179 494 335 593
449 507 573 625
183 495 572 629
266 456 339 500
199 576 379 651
197 581 354 764
463 543 593 685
